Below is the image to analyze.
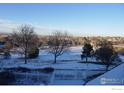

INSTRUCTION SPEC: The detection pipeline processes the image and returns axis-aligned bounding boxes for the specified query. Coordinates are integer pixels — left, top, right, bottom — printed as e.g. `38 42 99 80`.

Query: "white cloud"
0 19 65 35
0 19 19 33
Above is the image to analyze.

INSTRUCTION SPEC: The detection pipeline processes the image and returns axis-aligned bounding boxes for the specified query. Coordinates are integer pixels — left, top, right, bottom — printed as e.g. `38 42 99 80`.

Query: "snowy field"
0 46 105 70
0 46 123 85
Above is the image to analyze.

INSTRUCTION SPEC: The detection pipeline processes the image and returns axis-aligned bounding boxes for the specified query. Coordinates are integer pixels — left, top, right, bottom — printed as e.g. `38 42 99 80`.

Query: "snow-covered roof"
86 63 124 85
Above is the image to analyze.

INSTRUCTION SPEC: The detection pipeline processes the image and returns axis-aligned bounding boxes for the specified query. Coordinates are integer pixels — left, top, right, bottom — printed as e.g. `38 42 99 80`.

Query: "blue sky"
0 3 124 36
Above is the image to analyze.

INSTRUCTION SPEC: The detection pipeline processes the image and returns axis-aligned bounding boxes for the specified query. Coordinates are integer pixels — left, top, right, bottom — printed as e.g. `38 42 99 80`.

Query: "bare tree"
48 31 70 64
11 24 39 64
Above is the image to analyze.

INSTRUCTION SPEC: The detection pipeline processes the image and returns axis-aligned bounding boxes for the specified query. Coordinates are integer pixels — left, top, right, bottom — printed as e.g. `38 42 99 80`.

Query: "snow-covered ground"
0 46 123 85
0 46 103 70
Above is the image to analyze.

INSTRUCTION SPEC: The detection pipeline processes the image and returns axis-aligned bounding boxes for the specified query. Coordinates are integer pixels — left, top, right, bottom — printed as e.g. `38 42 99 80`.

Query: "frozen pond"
50 69 105 85
2 68 105 85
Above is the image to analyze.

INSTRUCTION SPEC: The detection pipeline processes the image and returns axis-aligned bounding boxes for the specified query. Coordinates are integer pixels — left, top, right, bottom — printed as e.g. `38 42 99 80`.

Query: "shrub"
28 47 39 58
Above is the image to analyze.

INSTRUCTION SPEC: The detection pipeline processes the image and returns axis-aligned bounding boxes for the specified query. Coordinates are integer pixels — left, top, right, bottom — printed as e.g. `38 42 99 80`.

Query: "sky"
0 3 124 36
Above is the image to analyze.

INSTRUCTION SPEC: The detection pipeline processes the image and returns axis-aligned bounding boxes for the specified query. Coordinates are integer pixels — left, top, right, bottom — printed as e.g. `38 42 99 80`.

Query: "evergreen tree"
82 42 93 62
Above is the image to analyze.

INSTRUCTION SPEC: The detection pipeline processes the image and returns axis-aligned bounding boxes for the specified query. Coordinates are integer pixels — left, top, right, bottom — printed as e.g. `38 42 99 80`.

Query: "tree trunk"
25 49 27 64
106 64 109 72
54 55 57 64
25 56 27 64
86 55 88 70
